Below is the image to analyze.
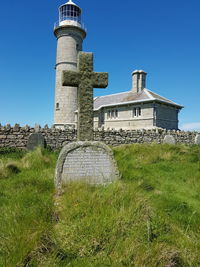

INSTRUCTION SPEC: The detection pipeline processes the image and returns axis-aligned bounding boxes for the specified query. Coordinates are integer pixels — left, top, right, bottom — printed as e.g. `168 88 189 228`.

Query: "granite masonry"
55 141 119 187
0 124 199 150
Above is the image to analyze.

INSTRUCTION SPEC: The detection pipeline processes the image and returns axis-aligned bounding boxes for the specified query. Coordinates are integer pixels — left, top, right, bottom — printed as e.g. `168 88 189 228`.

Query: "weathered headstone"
55 141 119 187
195 135 200 145
27 133 45 150
55 52 119 187
163 135 176 144
34 124 41 133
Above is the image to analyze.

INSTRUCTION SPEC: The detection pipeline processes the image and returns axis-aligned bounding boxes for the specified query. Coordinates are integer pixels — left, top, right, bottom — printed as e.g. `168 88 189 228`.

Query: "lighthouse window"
76 44 80 51
56 103 60 110
67 9 70 17
70 6 74 16
60 4 81 22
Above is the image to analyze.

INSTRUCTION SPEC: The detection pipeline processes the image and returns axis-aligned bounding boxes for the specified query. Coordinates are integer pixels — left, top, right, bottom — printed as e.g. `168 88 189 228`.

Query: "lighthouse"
54 0 86 128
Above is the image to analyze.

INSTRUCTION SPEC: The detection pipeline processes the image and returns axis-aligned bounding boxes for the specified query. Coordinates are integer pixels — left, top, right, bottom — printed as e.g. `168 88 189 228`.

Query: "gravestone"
55 52 119 187
55 141 119 187
195 135 200 145
34 124 41 133
27 133 45 150
163 135 176 145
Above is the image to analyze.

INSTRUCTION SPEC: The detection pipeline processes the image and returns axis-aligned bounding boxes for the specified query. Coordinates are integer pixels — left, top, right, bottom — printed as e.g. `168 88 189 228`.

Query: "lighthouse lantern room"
59 0 82 27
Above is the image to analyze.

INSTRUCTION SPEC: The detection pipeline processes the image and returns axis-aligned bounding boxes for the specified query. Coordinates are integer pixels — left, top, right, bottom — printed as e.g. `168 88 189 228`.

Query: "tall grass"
1 144 200 266
0 148 58 266
41 144 200 266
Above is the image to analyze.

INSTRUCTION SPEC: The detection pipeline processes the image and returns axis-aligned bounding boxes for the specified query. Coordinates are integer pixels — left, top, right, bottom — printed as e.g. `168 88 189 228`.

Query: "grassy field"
0 144 200 266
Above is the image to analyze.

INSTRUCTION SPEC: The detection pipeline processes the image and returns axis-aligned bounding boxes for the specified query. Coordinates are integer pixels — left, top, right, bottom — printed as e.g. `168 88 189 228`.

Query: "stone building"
93 70 183 130
54 1 183 130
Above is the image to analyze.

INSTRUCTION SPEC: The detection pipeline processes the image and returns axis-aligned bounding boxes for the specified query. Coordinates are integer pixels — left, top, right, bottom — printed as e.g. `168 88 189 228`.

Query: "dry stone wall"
0 124 199 150
0 124 76 150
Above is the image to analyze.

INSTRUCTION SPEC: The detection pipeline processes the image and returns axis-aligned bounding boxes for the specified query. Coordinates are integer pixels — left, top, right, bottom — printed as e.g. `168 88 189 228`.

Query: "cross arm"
92 72 108 88
62 70 81 87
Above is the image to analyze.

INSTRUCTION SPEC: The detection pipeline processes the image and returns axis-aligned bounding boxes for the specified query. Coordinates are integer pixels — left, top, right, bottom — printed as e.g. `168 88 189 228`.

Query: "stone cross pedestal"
55 52 119 188
62 52 108 141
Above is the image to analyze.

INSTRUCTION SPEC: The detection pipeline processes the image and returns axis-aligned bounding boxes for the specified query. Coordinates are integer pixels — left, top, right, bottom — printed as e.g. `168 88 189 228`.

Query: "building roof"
94 89 183 110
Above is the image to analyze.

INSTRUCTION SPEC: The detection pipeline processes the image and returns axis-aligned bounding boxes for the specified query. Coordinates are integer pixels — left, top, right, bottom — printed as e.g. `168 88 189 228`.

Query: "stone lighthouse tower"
54 0 86 128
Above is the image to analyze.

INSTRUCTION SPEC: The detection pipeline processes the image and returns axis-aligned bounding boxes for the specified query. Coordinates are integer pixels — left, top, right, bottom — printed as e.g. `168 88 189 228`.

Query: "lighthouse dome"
59 0 82 27
65 0 79 7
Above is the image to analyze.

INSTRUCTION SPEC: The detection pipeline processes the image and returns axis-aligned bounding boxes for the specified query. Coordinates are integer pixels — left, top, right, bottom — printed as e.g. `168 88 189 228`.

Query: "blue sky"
0 0 200 130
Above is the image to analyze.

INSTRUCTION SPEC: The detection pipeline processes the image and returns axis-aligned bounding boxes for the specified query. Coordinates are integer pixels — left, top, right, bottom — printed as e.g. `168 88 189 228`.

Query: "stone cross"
62 52 108 141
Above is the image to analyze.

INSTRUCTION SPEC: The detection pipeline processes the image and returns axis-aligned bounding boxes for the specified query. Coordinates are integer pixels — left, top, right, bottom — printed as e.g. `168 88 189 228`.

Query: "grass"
0 147 58 266
0 144 200 266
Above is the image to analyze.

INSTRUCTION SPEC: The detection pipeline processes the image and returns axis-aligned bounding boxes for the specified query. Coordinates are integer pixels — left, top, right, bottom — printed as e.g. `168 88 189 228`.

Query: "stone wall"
0 124 76 150
0 124 199 151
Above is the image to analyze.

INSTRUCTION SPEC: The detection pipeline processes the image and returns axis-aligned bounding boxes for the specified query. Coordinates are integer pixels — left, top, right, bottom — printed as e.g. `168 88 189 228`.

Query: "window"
56 103 59 110
133 107 142 117
60 4 80 21
138 107 141 116
133 108 137 117
107 109 118 119
107 110 111 119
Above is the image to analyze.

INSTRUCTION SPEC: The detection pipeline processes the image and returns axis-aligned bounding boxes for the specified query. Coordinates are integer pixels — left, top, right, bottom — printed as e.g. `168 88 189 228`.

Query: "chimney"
132 70 147 93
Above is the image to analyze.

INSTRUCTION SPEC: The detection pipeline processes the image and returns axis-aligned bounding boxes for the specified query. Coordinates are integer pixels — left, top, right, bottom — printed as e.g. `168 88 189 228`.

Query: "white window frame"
133 107 142 117
107 109 119 120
